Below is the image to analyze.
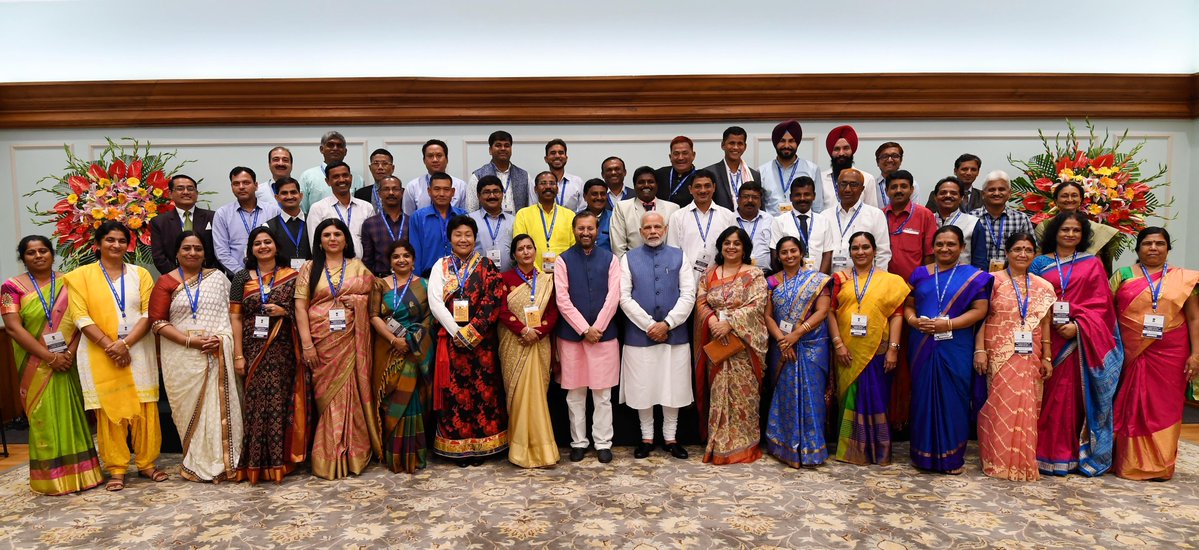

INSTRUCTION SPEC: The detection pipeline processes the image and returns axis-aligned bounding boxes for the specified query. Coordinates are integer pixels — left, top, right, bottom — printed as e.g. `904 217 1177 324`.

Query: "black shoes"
664 443 688 459
597 449 613 463
634 442 654 459
569 447 587 462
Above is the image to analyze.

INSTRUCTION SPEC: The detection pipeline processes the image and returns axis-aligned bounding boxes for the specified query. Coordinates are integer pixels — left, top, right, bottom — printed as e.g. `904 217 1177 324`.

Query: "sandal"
105 474 126 492
139 468 170 482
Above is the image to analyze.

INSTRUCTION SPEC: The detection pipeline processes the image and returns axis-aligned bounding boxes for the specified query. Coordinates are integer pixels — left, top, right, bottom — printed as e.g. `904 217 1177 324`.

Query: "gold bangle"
974 350 986 355
233 355 245 360
302 344 315 350
947 319 954 331
185 335 192 349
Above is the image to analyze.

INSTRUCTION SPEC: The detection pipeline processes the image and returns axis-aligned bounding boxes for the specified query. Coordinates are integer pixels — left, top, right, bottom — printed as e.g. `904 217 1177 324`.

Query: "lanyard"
889 207 914 235
986 213 1006 253
370 185 382 213
324 257 347 299
729 169 743 197
332 202 353 227
693 208 715 245
775 160 798 197
737 216 760 240
491 163 511 197
177 267 203 320
515 267 538 304
1140 263 1167 312
279 217 306 252
436 210 451 256
792 212 810 246
99 262 127 319
237 207 261 234
852 265 875 312
557 177 569 206
392 273 414 312
878 179 890 207
451 254 475 297
539 206 558 243
1052 251 1077 299
836 204 863 238
483 213 503 242
939 211 961 228
257 266 277 305
669 169 693 198
27 272 57 329
1008 267 1031 328
933 263 959 316
777 270 806 320
384 212 406 242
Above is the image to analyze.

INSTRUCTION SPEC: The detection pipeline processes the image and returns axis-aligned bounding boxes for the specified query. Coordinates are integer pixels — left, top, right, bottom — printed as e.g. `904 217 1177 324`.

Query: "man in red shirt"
883 169 936 283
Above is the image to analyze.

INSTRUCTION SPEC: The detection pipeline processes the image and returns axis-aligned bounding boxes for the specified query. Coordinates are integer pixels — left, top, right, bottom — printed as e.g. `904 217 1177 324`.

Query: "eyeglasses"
370 161 393 167
839 181 864 188
877 153 902 160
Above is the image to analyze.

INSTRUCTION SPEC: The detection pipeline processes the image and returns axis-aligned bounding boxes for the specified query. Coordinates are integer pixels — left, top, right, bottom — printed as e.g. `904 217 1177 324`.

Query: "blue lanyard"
483 213 503 242
491 163 511 196
1140 263 1167 312
332 202 353 227
777 270 806 320
693 208 715 245
939 211 961 228
515 267 538 304
279 217 305 252
384 212 405 242
836 204 863 237
99 262 127 319
775 160 798 198
177 267 203 320
557 178 569 206
392 273 414 312
451 254 475 297
729 169 743 197
986 213 1007 253
791 212 810 246
370 186 382 213
1052 251 1077 298
27 272 57 329
933 263 959 316
436 210 451 256
237 207 261 234
324 257 347 299
669 169 693 198
257 266 277 306
1008 267 1031 327
889 207 914 235
878 179 890 207
539 206 558 243
852 265 875 312
737 216 760 240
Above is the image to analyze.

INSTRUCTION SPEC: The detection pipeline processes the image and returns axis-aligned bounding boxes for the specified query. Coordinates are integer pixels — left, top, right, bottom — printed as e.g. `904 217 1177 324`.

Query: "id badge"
386 318 406 337
329 308 347 332
252 315 269 339
934 315 953 341
779 321 795 334
693 252 711 274
779 204 792 214
989 260 1006 273
116 319 133 339
43 331 66 354
718 311 729 322
487 249 502 263
832 255 850 272
850 314 868 337
1052 301 1070 325
453 299 470 323
1013 331 1033 355
1143 314 1165 340
803 257 816 271
542 252 557 273
290 259 306 270
524 305 541 327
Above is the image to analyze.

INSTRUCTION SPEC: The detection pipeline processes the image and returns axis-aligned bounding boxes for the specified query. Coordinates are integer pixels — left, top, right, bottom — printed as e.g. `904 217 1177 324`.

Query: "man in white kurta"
819 168 891 272
666 169 736 276
620 212 696 459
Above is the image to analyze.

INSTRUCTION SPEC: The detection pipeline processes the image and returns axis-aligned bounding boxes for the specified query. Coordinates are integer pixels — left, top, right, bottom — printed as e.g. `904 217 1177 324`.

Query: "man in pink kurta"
553 211 622 463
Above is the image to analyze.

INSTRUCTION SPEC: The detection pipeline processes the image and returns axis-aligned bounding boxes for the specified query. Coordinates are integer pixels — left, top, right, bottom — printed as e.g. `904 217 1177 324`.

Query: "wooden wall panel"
0 73 1195 128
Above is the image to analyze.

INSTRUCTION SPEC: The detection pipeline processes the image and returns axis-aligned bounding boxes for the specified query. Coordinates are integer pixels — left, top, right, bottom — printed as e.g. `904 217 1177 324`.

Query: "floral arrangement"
26 138 192 269
1009 120 1170 249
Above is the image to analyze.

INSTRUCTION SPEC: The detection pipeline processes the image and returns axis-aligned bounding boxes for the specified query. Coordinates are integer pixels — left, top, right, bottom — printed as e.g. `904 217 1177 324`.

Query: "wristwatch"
888 342 900 349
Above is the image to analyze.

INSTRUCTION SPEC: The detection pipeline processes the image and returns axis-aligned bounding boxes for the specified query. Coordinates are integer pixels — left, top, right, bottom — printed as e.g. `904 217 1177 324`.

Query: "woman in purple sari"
904 226 992 474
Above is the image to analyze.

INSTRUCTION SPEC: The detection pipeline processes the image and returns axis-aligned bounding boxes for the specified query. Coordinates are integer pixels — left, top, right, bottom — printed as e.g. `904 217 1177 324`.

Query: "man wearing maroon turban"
758 120 823 216
820 125 880 211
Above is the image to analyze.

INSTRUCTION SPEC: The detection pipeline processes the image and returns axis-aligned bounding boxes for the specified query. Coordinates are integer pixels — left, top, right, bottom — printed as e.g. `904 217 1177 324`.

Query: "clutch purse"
703 336 745 364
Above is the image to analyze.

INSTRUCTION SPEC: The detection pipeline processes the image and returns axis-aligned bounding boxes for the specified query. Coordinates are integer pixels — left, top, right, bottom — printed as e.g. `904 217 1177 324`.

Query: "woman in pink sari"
296 218 381 480
1110 227 1199 480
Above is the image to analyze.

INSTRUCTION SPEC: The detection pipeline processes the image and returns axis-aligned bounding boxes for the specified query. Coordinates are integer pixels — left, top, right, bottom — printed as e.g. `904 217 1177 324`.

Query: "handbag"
703 335 746 364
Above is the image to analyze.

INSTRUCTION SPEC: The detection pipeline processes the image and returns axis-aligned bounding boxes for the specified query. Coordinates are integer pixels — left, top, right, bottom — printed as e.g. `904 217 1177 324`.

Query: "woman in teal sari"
1 235 103 495
765 236 832 467
904 225 992 474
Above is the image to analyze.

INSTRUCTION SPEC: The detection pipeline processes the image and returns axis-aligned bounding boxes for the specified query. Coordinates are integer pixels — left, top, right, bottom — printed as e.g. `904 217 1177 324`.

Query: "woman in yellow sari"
1 235 103 495
826 231 909 465
296 218 381 480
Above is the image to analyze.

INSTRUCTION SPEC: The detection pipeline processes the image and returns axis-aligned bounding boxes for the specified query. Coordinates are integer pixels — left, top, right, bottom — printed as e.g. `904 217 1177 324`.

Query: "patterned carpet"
2 442 1198 549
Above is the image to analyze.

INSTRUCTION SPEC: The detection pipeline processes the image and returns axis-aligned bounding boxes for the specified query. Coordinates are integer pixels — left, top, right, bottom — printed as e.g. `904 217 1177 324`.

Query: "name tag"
291 259 306 270
487 249 502 263
453 299 470 323
779 320 794 334
989 260 1006 273
43 331 66 354
902 228 920 235
1052 301 1070 325
934 316 953 341
832 255 850 272
779 204 792 214
542 252 556 273
329 308 347 332
1143 314 1165 340
694 252 711 274
1013 331 1033 355
524 305 541 327
117 319 134 339
386 318 407 337
252 315 269 339
850 314 868 337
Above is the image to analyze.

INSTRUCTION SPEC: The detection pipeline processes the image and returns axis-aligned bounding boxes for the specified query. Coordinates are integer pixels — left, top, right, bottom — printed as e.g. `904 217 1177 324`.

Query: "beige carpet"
1 442 1198 549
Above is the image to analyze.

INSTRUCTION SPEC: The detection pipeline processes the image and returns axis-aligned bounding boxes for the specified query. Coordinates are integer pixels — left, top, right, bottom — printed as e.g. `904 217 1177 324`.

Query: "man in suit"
149 174 217 275
704 126 763 212
611 166 679 257
354 148 396 212
655 136 699 208
924 153 985 214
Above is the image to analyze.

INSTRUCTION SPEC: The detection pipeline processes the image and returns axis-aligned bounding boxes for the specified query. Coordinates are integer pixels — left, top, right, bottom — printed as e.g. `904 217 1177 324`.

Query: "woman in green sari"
1 235 103 495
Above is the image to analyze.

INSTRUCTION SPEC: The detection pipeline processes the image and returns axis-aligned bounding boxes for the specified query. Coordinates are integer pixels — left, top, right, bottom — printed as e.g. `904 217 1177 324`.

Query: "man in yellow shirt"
513 171 576 272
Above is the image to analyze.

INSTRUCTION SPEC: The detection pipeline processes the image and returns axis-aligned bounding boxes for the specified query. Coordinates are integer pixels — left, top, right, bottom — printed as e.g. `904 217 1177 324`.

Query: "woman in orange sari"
296 218 380 479
1110 227 1199 480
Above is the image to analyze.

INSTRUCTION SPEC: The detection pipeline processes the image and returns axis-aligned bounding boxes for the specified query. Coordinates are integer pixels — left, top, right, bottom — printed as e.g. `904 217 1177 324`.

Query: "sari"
1110 265 1199 480
765 270 832 467
907 265 992 472
431 254 509 458
1029 253 1123 476
150 270 242 482
230 267 308 484
296 258 381 479
498 269 560 468
831 269 909 465
0 275 103 495
695 266 768 465
370 274 434 474
978 270 1056 480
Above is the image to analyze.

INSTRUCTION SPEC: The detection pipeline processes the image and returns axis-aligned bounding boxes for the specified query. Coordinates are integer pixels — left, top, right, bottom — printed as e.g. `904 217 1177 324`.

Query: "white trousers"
566 387 613 450
637 406 680 442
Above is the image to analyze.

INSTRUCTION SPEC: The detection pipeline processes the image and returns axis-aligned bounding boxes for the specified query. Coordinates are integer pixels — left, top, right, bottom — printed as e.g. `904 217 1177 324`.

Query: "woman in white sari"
149 231 243 482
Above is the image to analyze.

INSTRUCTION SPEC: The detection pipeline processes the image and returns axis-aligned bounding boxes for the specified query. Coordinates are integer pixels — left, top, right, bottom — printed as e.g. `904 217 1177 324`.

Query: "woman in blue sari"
765 236 832 467
904 225 992 474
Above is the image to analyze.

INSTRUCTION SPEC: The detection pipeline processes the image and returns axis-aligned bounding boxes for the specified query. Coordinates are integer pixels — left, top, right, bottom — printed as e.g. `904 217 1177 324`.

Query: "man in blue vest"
554 210 621 463
618 211 697 459
467 130 531 214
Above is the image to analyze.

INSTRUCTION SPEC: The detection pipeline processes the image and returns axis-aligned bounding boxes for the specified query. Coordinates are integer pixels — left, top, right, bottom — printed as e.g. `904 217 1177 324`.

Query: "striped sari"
371 275 433 473
765 270 832 467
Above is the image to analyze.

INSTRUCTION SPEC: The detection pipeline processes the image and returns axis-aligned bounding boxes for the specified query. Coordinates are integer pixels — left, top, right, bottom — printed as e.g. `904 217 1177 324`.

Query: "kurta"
618 246 696 409
512 204 576 271
554 247 622 390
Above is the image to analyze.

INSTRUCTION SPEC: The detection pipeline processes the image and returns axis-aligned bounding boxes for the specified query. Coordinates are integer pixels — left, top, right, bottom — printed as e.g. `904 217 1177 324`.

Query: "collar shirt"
213 200 282 274
402 174 469 217
410 205 467 277
469 209 515 272
884 202 938 282
970 206 1035 269
758 157 822 216
297 163 366 214
735 211 773 271
820 168 881 212
666 202 736 274
307 196 376 259
820 198 891 271
770 208 835 272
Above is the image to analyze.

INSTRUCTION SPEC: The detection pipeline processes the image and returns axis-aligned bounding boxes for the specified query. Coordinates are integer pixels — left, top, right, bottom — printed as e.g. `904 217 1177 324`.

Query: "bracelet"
302 344 315 350
185 336 192 349
233 355 245 360
832 337 843 343
974 350 987 355
947 319 954 331
1041 340 1052 344
889 342 900 349
801 322 812 333
907 316 917 324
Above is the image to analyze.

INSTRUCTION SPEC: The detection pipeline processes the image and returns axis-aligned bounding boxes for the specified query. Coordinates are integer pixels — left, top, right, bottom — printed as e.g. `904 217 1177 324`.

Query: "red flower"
1030 212 1051 225
1090 154 1115 170
1072 151 1089 170
1022 193 1047 212
146 170 168 190
87 163 107 182
108 159 127 180
127 160 143 180
1033 178 1054 192
53 198 73 214
1130 197 1147 211
67 175 89 194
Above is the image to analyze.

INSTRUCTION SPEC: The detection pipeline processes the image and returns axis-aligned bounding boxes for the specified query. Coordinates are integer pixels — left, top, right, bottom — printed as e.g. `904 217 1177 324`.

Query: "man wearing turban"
758 120 823 216
820 125 881 211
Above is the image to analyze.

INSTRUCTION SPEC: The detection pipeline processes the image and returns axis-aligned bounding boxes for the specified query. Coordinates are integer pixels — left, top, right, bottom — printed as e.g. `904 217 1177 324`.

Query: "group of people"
7 121 1197 497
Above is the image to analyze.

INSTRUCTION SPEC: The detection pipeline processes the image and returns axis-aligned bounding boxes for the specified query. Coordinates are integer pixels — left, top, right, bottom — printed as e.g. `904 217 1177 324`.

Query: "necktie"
183 211 193 232
642 202 654 211
798 214 809 239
